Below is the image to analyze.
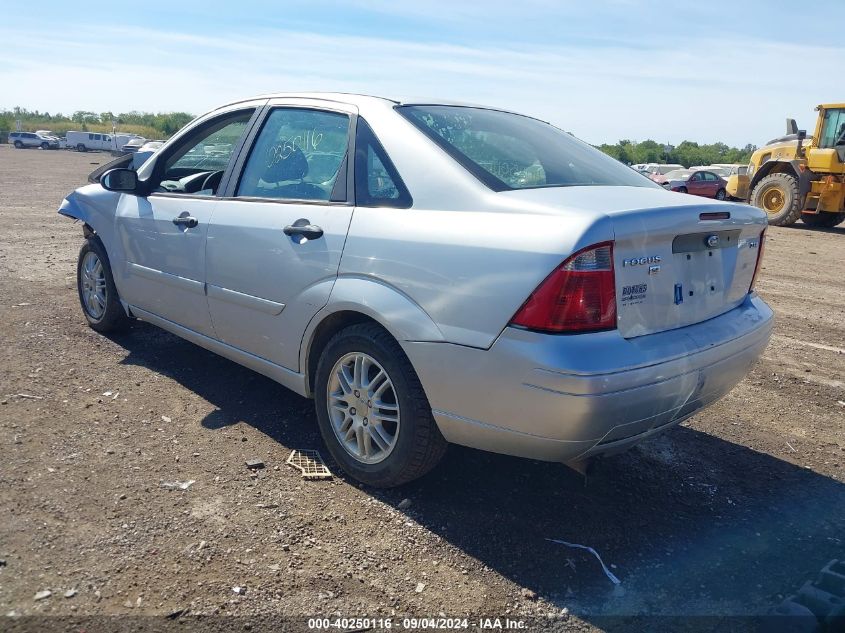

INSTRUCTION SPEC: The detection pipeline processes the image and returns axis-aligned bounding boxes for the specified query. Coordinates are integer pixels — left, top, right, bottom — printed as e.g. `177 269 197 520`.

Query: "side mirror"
101 168 139 193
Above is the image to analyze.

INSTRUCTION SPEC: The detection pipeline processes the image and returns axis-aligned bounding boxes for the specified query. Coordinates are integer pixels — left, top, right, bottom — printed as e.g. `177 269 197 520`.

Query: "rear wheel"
801 211 845 228
76 239 129 332
750 172 803 226
40 142 49 150
314 323 447 487
715 188 726 200
13 140 23 149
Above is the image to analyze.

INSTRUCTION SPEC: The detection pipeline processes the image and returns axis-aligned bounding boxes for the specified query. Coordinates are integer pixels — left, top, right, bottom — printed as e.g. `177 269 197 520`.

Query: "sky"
2 0 844 147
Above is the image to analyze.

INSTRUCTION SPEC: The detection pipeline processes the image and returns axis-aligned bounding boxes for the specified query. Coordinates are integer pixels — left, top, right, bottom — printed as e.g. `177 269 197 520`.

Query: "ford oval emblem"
706 234 720 248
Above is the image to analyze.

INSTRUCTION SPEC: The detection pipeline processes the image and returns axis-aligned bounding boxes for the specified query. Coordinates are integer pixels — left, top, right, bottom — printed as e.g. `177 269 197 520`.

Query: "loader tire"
801 212 845 228
750 172 803 226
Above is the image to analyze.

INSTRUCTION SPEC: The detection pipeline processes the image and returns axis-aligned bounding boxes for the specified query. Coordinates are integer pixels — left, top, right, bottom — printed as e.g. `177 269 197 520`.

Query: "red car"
662 169 728 200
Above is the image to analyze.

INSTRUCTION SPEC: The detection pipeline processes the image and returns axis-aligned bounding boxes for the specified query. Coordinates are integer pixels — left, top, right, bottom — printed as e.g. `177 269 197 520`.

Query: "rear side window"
398 105 658 191
354 118 412 208
237 108 350 202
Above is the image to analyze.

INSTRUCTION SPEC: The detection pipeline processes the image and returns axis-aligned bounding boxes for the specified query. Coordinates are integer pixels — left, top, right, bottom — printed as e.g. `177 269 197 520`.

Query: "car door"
115 105 262 336
703 171 719 196
687 171 705 196
205 101 356 371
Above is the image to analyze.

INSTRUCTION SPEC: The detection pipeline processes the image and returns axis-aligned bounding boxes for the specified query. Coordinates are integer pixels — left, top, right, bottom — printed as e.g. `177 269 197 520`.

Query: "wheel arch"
749 159 801 193
300 277 446 396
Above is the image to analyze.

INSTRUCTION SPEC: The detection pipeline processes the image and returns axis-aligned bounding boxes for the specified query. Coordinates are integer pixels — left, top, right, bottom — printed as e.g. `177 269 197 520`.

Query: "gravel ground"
0 145 843 631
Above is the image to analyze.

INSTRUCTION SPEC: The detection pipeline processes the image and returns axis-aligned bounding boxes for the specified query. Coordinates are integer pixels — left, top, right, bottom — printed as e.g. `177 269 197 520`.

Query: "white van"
66 131 114 152
641 163 684 176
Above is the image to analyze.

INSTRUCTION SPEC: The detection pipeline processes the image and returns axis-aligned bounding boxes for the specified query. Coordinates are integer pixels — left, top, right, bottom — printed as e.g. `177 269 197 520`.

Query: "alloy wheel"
80 251 107 320
327 352 400 464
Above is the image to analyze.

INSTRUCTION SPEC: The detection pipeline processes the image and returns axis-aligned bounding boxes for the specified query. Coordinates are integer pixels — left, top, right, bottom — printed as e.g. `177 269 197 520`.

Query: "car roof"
212 92 540 120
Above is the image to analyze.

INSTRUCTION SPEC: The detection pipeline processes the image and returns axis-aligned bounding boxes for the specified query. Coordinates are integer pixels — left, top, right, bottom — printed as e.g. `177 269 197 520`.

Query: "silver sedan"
59 93 773 487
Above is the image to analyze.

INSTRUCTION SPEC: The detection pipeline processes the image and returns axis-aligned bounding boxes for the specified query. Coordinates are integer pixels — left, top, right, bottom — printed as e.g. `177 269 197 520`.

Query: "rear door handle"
283 219 324 240
172 215 198 228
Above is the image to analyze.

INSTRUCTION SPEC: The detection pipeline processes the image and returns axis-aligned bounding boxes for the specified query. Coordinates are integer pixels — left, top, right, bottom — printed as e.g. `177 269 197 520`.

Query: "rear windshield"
397 105 658 191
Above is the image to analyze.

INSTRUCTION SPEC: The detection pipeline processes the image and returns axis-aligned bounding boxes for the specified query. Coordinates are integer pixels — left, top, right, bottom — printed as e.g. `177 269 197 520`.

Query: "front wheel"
677 186 687 194
314 323 447 487
40 142 49 150
76 143 86 152
715 188 726 200
76 239 129 332
750 172 803 226
801 211 845 228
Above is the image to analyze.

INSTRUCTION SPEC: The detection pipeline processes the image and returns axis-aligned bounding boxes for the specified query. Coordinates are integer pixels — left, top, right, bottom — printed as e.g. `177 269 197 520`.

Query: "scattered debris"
166 608 187 620
546 538 621 585
0 559 6 567
64 589 77 599
837 401 845 407
521 588 537 600
786 442 798 453
286 450 332 480
13 393 43 400
397 498 412 511
232 586 244 595
415 582 426 593
34 590 52 601
161 415 172 423
245 458 265 470
160 480 195 491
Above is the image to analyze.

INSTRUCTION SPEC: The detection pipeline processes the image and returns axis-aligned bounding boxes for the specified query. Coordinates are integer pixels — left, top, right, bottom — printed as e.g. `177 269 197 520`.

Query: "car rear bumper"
405 293 773 463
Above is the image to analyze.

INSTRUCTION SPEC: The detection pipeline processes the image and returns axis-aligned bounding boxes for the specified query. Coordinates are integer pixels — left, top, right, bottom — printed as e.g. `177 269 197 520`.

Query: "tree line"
0 107 194 140
596 139 756 168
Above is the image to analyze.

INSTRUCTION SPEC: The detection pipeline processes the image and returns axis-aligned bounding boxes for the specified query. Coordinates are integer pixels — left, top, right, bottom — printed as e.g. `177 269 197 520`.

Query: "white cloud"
1 23 842 146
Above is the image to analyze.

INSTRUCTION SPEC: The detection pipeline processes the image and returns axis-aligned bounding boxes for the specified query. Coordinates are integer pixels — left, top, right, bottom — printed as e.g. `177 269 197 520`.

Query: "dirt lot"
0 144 843 631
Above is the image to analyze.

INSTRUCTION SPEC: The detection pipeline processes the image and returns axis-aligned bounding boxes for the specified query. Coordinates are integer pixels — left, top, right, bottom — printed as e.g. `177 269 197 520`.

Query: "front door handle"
283 219 324 240
172 215 198 229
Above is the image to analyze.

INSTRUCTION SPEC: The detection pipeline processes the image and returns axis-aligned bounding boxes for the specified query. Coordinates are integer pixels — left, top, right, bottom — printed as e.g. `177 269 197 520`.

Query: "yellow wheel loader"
729 104 845 227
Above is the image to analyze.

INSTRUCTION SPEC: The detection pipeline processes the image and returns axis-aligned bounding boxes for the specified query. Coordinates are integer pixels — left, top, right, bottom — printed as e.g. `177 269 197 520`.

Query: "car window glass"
704 172 716 181
354 118 412 208
398 105 658 191
237 108 349 201
158 109 255 195
690 172 701 181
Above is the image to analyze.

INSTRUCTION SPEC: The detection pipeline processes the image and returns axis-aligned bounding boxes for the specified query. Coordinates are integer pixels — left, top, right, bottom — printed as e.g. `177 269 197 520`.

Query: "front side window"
354 118 411 208
819 108 845 148
398 105 659 191
237 108 349 201
156 109 255 195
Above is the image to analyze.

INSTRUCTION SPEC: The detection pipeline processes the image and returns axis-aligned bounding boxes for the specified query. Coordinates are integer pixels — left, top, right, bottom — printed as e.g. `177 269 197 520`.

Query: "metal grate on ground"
286 449 332 480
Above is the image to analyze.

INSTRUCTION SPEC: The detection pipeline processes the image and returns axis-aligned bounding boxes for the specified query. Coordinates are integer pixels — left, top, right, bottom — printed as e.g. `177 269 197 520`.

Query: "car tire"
801 211 845 228
76 143 87 152
40 142 49 150
314 322 447 488
750 172 803 226
677 186 687 194
76 238 129 333
715 188 726 200
13 140 23 149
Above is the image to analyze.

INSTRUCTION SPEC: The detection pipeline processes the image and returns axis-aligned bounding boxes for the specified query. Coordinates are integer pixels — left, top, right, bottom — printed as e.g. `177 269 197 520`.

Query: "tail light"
510 242 617 333
749 230 766 292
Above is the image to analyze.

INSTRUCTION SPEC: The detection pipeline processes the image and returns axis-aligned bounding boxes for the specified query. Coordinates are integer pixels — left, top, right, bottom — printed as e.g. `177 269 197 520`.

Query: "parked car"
8 131 59 149
663 169 729 199
58 93 772 487
67 131 114 152
119 137 147 153
640 163 685 181
138 140 164 153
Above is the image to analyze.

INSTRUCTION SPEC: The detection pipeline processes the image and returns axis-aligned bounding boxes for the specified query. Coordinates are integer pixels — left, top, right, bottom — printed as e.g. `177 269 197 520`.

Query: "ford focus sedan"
59 93 773 487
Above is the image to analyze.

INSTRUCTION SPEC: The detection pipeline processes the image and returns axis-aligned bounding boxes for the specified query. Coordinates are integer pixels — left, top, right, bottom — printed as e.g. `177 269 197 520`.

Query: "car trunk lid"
497 185 766 338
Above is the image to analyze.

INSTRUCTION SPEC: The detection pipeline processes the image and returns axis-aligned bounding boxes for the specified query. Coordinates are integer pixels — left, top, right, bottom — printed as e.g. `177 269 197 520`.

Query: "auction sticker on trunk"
621 283 648 305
